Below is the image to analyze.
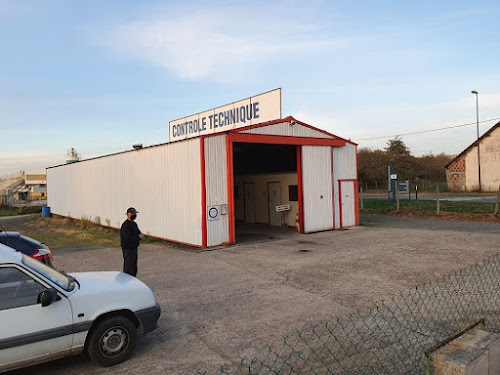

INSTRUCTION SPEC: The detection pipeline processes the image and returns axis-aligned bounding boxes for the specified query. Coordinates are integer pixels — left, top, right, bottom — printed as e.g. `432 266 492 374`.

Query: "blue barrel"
41 206 51 218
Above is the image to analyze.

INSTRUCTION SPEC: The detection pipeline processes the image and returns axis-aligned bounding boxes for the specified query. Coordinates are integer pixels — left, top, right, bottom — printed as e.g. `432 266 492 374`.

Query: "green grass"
2 215 163 249
361 198 497 216
0 205 42 217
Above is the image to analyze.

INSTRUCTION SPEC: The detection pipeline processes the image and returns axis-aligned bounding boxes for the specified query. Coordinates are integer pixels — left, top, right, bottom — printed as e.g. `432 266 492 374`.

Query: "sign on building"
169 88 282 142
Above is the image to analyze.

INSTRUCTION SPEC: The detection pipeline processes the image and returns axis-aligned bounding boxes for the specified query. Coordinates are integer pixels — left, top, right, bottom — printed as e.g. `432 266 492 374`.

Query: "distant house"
445 121 500 192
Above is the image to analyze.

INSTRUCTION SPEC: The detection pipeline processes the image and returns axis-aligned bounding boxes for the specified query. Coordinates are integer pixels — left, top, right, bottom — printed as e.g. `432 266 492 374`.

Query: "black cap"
127 207 139 214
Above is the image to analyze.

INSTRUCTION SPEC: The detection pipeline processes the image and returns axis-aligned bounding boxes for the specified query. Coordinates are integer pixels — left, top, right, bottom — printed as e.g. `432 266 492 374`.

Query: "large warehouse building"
47 89 359 248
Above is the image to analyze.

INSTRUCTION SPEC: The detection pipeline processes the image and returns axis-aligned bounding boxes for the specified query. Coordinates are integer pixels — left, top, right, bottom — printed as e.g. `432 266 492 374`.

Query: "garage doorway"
232 142 299 243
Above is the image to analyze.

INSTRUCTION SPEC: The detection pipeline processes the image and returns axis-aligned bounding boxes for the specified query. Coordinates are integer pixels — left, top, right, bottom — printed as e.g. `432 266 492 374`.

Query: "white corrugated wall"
333 143 358 228
47 138 203 246
242 121 332 138
204 135 229 246
301 145 334 232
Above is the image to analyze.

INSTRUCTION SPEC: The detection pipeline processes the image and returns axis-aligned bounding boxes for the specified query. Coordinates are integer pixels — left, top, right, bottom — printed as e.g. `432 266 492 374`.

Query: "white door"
0 266 73 369
301 146 334 232
244 182 256 224
340 181 355 227
268 182 282 227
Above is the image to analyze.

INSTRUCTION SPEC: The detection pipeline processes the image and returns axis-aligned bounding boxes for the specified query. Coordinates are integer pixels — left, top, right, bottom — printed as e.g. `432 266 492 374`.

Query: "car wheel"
86 316 137 366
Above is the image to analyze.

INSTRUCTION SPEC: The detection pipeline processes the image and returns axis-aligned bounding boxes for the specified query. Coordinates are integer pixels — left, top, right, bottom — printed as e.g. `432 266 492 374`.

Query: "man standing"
120 207 144 277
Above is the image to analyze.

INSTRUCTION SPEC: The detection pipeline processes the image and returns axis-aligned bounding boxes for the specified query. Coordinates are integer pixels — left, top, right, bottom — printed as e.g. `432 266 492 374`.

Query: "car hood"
67 271 157 319
70 271 145 292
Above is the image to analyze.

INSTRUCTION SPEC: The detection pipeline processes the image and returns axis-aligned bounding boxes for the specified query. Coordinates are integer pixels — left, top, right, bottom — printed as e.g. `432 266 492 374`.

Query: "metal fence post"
436 184 440 215
494 184 500 216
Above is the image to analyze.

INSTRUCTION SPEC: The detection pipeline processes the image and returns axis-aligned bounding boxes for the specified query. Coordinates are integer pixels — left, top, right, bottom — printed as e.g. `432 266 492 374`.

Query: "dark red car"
0 232 53 266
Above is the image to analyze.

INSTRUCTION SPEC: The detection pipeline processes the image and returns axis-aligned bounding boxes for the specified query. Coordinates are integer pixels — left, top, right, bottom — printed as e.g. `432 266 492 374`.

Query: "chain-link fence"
201 253 500 375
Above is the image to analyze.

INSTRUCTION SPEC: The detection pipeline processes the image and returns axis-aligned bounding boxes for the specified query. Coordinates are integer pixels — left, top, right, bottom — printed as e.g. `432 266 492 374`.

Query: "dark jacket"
120 220 141 249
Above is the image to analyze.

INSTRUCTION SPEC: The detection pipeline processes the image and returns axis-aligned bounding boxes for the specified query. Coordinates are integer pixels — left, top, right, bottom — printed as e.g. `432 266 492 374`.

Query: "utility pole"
471 90 481 192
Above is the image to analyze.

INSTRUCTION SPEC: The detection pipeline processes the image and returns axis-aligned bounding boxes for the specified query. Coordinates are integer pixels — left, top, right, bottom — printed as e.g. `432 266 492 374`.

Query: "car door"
0 265 74 370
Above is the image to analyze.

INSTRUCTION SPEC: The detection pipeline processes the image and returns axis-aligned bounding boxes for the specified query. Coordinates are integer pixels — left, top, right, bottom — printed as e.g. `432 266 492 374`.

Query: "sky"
1 0 499 177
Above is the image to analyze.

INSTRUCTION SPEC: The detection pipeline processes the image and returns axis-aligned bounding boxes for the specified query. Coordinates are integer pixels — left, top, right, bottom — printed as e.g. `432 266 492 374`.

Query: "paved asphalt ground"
3 214 500 375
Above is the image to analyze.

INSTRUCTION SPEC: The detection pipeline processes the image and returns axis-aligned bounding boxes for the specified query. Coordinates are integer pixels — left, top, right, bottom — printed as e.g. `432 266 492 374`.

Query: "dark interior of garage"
232 143 297 175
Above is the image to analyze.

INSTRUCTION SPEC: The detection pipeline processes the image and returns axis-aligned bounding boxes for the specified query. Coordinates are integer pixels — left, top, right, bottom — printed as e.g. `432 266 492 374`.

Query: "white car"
0 243 161 372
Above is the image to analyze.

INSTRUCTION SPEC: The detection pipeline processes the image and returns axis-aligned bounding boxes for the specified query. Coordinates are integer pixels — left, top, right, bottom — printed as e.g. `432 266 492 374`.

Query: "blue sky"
1 0 499 177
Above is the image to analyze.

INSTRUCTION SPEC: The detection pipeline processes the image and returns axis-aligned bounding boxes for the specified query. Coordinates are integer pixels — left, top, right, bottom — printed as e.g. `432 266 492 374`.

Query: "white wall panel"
48 139 203 246
242 122 332 139
333 143 358 228
204 135 229 246
301 146 333 232
335 143 357 180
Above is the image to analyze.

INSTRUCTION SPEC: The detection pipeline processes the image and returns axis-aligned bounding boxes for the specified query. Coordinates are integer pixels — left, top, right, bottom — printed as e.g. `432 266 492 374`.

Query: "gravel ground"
2 214 500 375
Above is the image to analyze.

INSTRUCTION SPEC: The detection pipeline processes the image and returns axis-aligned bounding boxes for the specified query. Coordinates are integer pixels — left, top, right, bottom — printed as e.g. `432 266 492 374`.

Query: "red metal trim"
331 147 335 229
200 137 207 248
231 115 357 145
227 132 345 146
296 146 304 233
202 115 356 146
354 145 360 225
229 115 294 132
226 135 236 244
354 179 360 225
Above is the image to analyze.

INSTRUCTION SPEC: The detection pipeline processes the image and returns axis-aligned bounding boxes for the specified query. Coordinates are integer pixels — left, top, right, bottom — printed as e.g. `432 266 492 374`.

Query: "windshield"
22 254 76 292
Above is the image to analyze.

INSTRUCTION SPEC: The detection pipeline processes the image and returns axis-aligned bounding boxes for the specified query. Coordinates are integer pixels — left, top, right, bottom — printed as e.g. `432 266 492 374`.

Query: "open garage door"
232 143 299 242
301 146 334 232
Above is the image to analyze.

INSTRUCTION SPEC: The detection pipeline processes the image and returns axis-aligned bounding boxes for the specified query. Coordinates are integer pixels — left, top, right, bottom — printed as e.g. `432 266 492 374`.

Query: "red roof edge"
229 116 358 146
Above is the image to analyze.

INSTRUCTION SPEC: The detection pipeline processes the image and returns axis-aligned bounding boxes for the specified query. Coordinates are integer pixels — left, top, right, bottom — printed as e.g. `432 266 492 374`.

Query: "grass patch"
361 198 498 220
6 215 162 249
0 205 42 217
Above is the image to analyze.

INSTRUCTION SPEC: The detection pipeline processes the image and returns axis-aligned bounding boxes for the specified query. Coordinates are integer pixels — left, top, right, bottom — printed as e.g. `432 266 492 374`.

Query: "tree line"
358 137 454 191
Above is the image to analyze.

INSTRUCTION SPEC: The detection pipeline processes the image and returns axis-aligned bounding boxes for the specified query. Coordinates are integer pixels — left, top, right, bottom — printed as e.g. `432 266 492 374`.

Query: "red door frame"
225 133 346 244
296 146 304 233
337 179 360 228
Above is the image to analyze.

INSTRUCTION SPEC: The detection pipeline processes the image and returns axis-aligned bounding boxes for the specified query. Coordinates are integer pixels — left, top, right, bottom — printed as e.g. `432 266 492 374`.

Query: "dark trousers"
122 247 138 277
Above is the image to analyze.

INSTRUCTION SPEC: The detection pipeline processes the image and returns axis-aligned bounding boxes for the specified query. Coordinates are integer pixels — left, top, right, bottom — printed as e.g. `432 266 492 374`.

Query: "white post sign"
169 88 281 142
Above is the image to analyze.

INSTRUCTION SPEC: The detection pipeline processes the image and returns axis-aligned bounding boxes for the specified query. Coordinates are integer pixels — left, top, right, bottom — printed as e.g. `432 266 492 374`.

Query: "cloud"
96 9 341 81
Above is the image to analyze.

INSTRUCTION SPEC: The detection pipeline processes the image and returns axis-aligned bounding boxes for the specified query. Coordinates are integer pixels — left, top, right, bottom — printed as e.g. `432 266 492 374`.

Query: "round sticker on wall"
207 205 220 221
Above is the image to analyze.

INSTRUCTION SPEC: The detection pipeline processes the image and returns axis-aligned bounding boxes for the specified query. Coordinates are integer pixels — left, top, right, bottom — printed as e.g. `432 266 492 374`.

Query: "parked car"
0 244 161 372
0 232 53 267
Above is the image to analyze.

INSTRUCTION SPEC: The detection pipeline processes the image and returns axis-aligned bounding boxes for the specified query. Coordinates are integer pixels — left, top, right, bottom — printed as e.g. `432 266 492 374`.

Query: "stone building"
445 121 500 192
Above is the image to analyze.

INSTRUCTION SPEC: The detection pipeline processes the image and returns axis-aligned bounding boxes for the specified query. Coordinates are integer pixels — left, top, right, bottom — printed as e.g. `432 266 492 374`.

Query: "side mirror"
38 288 59 307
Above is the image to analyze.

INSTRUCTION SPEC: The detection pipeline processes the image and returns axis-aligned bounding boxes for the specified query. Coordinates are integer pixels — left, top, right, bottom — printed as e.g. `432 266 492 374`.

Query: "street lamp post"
471 90 481 192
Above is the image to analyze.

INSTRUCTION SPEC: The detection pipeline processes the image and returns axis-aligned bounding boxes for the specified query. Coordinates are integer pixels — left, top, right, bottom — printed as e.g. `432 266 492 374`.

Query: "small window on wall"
234 185 239 200
289 185 298 201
